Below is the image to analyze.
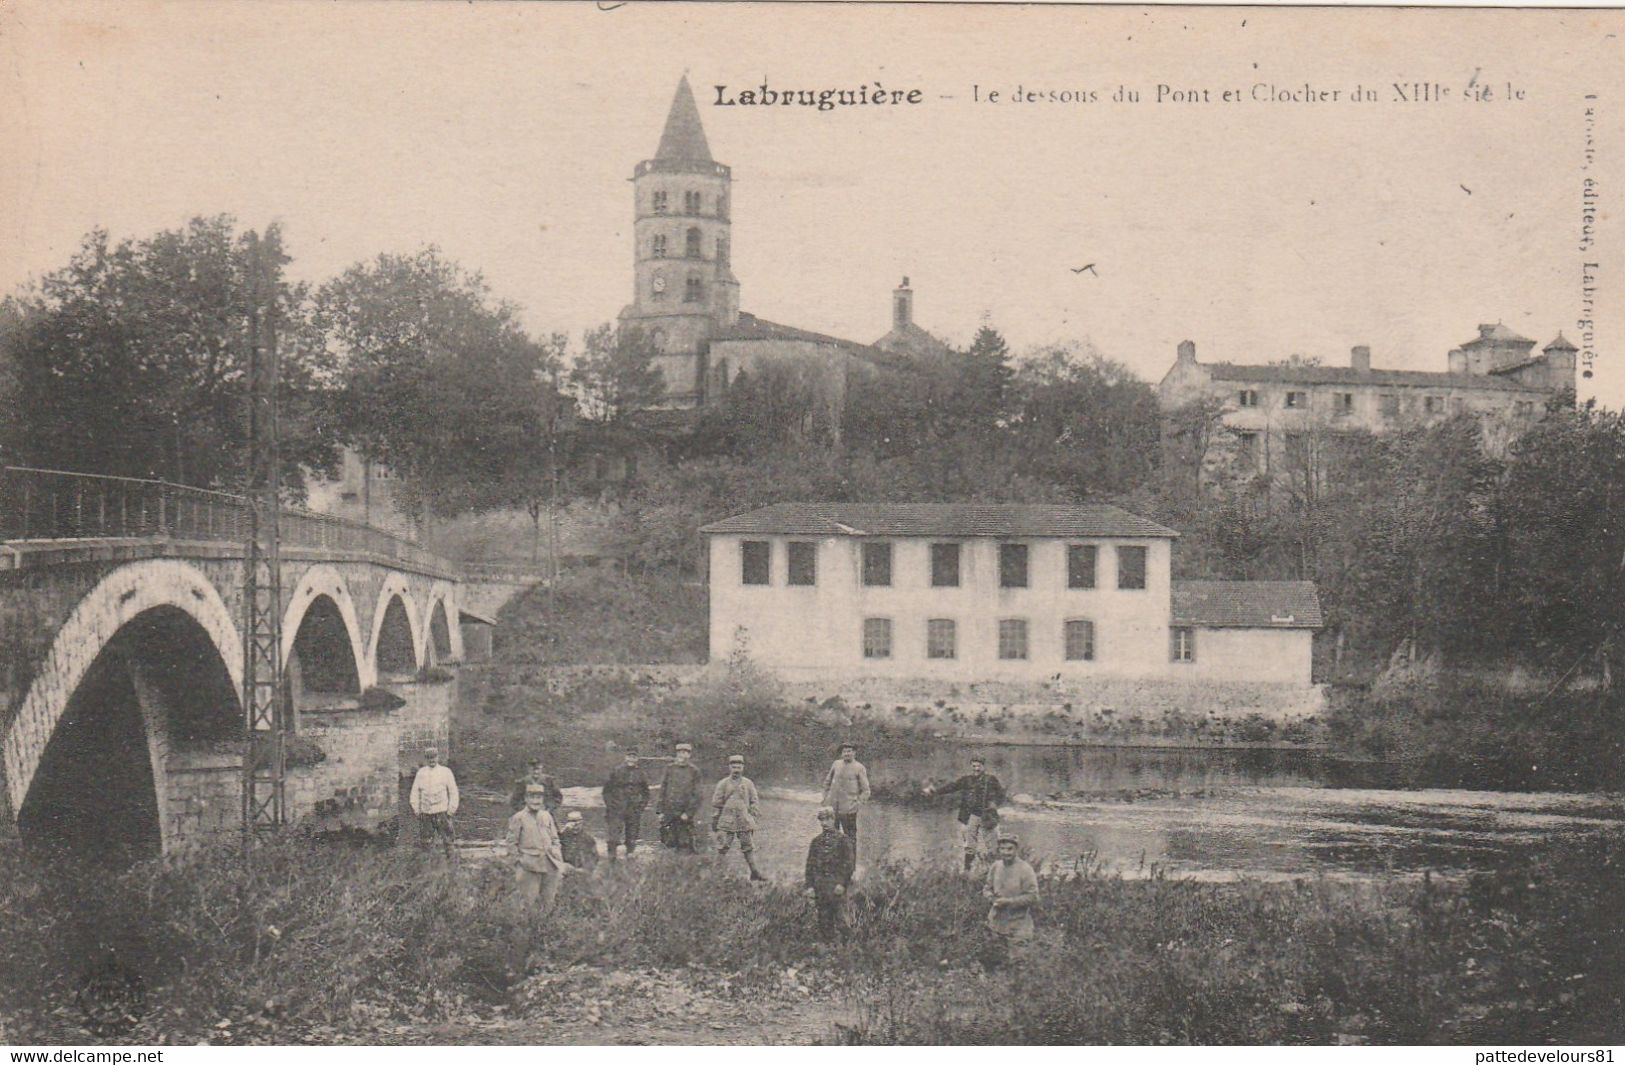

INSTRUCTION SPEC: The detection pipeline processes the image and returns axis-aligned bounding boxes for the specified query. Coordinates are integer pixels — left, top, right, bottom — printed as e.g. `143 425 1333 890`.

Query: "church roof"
875 321 952 358
701 502 1179 539
1172 580 1324 630
1544 332 1578 353
654 75 713 164
712 312 913 370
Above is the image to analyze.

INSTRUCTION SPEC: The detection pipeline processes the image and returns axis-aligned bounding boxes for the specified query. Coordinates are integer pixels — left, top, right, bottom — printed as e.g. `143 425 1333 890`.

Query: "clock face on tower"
652 272 666 293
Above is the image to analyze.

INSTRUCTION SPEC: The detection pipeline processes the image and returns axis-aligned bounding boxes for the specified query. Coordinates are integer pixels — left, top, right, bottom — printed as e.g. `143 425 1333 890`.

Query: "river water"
544 746 1624 882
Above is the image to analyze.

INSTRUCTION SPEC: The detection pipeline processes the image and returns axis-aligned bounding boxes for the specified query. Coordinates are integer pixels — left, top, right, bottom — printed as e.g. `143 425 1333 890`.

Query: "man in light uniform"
409 746 459 857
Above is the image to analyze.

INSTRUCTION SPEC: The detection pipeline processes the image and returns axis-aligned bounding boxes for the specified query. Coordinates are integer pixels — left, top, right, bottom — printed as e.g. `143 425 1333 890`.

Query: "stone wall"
390 675 456 775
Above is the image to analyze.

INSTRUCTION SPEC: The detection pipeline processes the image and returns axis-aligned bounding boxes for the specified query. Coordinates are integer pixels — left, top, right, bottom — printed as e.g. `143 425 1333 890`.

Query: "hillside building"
701 503 1322 687
1157 326 1577 478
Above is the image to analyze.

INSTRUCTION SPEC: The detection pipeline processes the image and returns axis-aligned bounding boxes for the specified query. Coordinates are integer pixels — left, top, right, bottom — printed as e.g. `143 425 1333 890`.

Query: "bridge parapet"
2 466 446 574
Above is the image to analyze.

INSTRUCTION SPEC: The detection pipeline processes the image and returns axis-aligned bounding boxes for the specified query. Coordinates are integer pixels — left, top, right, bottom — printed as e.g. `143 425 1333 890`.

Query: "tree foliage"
0 217 336 492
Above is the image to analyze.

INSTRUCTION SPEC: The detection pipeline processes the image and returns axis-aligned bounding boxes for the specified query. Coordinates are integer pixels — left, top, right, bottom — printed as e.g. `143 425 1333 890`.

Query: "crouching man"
559 810 599 875
507 783 565 917
804 806 856 940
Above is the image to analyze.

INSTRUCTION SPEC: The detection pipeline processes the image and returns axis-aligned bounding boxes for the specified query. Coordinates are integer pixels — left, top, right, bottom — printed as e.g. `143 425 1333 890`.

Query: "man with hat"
509 756 563 815
803 806 856 939
601 748 651 860
506 783 565 916
658 742 704 853
711 754 766 882
983 834 1040 944
923 756 1006 872
821 741 871 849
559 810 599 875
409 746 459 857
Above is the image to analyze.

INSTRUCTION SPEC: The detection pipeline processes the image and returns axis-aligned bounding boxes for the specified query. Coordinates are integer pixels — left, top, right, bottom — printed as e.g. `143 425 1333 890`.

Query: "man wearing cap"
506 783 565 916
601 749 651 860
821 742 871 848
923 756 1006 872
711 754 766 882
509 757 564 815
658 742 704 853
409 746 460 856
983 835 1040 945
804 807 857 939
559 810 599 875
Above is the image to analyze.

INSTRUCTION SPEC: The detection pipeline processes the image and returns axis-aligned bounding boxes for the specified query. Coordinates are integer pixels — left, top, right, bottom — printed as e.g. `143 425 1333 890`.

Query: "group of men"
412 741 1039 946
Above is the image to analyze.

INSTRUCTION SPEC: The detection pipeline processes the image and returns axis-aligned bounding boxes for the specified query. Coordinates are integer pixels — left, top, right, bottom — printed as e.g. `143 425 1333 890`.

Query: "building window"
787 541 816 586
931 542 960 587
1451 397 1467 416
1117 545 1147 590
685 227 702 258
1237 389 1259 407
1515 400 1535 417
1379 393 1399 416
1235 430 1260 470
1067 544 1097 589
683 190 701 214
652 234 667 258
998 619 1029 660
862 618 892 659
999 543 1029 588
684 277 703 303
717 191 728 220
1283 432 1310 468
1285 391 1308 409
741 541 770 586
1333 393 1354 415
1171 626 1196 663
1424 395 1444 414
927 619 957 659
652 190 668 214
716 236 729 267
1064 619 1096 661
862 542 892 587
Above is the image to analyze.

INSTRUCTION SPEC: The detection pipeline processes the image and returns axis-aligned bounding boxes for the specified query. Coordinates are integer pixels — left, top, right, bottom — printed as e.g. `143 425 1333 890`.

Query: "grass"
1 833 1620 1044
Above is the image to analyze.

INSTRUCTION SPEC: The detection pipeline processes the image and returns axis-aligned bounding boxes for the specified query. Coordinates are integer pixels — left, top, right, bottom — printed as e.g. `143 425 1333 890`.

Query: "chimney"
1350 345 1371 374
893 277 913 329
1177 340 1197 364
1447 347 1467 375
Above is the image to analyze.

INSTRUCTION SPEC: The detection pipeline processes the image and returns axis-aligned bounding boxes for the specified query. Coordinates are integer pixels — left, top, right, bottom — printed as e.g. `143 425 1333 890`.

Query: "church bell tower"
619 74 739 406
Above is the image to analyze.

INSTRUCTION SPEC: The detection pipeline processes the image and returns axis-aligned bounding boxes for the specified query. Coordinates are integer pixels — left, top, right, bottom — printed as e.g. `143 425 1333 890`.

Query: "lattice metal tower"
241 228 288 852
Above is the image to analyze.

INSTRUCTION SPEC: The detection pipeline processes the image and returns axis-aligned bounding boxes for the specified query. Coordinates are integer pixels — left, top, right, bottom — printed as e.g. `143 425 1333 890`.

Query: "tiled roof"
1461 323 1535 347
1544 333 1578 352
700 503 1179 539
711 313 914 370
1172 580 1324 629
654 75 713 164
1203 362 1546 393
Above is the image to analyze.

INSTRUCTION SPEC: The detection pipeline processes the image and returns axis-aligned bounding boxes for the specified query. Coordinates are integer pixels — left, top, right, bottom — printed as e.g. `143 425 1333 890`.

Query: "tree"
0 217 337 492
569 324 666 425
320 247 560 520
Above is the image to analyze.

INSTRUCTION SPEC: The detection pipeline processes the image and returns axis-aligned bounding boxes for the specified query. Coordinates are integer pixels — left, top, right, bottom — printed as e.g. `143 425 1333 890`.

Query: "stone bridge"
0 467 470 858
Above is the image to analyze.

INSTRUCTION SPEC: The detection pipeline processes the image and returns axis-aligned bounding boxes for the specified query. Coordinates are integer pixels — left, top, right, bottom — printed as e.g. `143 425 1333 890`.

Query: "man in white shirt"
409 746 460 856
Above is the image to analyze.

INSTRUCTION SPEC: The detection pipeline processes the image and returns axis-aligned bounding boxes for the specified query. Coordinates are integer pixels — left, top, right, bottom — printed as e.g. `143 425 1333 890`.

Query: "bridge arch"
368 574 423 681
422 581 464 665
281 565 371 698
2 559 243 840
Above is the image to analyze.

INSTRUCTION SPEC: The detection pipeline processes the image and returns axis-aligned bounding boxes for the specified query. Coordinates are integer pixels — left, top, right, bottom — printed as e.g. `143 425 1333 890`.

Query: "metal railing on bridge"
1 465 447 571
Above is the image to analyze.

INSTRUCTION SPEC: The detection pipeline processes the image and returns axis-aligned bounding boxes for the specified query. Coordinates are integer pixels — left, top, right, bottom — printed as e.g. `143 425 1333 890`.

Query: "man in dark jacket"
658 742 704 852
601 749 651 859
924 757 1007 871
509 757 564 814
803 807 857 939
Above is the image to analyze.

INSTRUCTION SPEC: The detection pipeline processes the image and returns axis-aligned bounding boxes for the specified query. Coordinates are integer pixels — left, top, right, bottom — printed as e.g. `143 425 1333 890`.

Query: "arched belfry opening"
18 607 235 863
288 594 362 711
375 595 418 679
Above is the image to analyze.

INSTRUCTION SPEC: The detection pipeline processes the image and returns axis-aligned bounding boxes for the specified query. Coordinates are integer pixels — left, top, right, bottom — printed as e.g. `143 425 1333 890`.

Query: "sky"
2 1 1621 403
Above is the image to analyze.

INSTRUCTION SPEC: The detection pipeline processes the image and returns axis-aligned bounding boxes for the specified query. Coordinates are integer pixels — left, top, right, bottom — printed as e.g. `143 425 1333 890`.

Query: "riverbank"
2 833 1619 1044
